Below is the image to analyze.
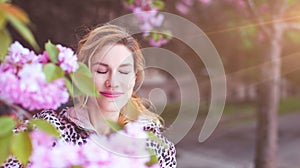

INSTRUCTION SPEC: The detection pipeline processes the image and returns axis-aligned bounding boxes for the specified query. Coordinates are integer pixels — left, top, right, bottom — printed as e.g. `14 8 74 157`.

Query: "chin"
99 101 126 112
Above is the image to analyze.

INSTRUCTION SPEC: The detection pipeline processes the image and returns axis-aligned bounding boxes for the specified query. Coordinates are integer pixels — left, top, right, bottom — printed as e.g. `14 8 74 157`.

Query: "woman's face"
91 44 136 113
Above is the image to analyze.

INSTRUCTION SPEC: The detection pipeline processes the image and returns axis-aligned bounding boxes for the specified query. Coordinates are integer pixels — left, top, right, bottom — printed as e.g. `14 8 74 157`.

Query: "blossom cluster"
0 41 78 110
175 0 212 15
29 122 159 168
123 0 171 47
175 0 250 15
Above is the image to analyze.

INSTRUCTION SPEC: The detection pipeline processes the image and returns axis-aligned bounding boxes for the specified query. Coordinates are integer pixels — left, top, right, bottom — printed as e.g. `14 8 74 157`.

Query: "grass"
278 97 300 115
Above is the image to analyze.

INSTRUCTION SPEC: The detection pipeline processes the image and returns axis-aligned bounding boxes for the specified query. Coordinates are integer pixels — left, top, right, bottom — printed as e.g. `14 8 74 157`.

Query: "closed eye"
96 70 108 74
119 71 131 74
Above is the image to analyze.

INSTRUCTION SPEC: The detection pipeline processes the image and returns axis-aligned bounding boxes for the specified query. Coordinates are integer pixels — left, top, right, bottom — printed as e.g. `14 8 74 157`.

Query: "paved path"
174 112 300 168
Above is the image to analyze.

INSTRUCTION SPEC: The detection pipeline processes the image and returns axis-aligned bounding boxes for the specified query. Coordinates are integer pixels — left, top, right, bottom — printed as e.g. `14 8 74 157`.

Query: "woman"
3 24 176 168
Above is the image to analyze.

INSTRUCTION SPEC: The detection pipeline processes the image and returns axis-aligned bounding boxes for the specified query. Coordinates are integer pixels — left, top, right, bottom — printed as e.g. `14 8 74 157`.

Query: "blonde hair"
76 24 163 125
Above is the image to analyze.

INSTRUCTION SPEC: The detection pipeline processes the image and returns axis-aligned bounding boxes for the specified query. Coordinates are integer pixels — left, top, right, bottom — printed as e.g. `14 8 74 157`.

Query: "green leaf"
45 41 59 64
147 131 168 149
5 14 39 51
0 133 12 164
0 0 11 3
10 131 32 166
0 3 29 23
76 62 93 78
73 82 85 97
42 63 64 82
71 72 99 97
106 120 124 132
163 31 172 39
152 31 159 41
145 148 159 166
29 119 59 138
152 0 164 10
64 76 85 97
64 77 74 97
70 166 83 168
125 0 134 5
0 28 11 61
0 116 16 136
0 11 7 29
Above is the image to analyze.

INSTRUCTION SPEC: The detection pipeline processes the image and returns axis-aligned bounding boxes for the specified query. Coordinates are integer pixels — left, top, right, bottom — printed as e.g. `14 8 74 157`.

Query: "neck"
86 99 120 135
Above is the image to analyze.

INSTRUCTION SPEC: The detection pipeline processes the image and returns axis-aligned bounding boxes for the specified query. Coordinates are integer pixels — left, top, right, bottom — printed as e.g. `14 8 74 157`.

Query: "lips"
100 91 123 98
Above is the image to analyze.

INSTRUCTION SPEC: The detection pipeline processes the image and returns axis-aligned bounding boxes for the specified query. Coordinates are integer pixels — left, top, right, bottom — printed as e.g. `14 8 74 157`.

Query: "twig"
0 97 32 120
246 0 272 38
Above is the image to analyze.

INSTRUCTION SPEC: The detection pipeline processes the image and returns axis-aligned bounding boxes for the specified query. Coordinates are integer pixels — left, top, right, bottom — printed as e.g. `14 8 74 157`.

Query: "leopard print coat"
1 108 177 168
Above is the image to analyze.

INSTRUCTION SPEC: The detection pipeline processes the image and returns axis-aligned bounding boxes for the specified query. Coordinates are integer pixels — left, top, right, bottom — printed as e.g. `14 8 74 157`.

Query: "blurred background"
6 0 300 167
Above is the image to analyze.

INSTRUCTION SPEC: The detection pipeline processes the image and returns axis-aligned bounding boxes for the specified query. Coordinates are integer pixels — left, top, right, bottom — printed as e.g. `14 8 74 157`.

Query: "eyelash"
96 70 107 74
120 71 130 75
96 70 130 75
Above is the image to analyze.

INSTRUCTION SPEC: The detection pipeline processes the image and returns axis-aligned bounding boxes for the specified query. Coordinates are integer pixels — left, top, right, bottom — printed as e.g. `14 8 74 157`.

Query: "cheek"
93 76 105 89
121 75 136 91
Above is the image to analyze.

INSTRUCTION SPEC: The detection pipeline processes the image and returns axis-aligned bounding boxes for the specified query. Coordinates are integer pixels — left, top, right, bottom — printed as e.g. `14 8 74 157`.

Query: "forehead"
91 44 134 66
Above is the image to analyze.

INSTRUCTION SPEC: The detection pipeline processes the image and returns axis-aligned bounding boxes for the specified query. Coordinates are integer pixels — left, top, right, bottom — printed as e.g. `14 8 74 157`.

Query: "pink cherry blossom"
124 0 169 47
39 78 69 110
15 63 69 110
183 0 194 6
199 0 212 5
140 22 154 32
37 51 50 64
49 143 82 167
0 70 21 103
29 146 51 168
125 122 148 138
176 2 190 15
0 42 75 111
81 139 111 166
149 38 169 47
236 0 246 8
149 14 164 27
28 121 158 168
30 130 55 148
6 41 38 65
133 8 158 22
56 44 79 73
18 63 46 92
0 62 17 75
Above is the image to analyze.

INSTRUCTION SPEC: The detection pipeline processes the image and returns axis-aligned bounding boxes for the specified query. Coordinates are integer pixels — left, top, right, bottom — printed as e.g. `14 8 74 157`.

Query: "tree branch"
246 0 272 38
0 97 32 120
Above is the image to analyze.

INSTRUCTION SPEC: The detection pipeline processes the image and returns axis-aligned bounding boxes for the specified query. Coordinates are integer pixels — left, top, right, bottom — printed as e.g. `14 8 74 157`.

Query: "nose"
105 72 119 88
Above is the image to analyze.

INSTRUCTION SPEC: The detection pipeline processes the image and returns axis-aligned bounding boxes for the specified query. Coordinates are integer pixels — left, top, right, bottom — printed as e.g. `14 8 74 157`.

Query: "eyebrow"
92 62 133 68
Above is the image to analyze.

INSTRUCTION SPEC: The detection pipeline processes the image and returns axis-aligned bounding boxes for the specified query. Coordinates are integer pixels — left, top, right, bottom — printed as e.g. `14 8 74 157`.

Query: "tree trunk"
255 24 283 168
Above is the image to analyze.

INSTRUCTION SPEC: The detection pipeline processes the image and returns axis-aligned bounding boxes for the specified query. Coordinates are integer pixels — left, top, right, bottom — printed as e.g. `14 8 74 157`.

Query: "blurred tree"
173 0 300 168
11 0 127 49
8 0 300 167
0 0 38 60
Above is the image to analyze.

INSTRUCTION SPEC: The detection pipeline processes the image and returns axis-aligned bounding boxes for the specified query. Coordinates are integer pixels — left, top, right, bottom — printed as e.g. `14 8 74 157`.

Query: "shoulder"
1 157 22 168
33 108 64 124
33 108 69 133
142 121 177 168
33 108 89 145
